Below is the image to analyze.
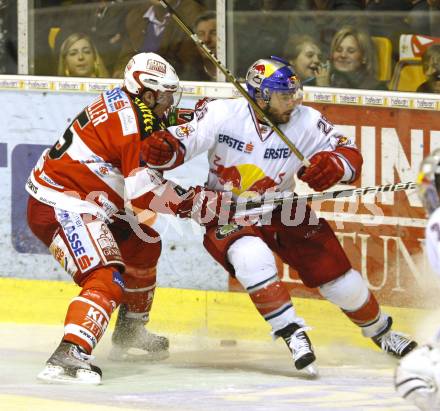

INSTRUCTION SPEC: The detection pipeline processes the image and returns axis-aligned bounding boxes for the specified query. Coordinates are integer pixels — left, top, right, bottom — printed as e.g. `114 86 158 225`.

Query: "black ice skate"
275 322 318 376
37 341 102 385
109 304 169 362
372 317 417 358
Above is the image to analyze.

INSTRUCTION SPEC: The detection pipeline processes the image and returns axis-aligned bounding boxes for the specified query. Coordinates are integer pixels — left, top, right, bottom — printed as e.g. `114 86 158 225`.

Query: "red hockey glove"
298 151 344 191
175 186 235 227
140 130 185 170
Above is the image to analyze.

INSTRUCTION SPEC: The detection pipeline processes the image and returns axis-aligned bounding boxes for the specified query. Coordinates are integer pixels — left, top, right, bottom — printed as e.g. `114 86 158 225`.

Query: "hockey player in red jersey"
141 56 418 374
26 52 232 384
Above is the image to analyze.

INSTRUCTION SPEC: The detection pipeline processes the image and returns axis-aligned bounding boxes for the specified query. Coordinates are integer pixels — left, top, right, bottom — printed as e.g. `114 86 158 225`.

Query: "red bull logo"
212 156 285 196
212 156 242 190
253 64 266 75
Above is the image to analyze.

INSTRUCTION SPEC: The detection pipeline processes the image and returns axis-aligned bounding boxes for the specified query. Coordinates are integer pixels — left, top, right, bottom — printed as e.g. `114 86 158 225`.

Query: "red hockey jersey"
26 87 171 220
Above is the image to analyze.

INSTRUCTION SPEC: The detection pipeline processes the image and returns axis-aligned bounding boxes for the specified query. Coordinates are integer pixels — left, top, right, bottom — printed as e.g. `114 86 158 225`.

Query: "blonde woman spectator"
417 44 440 93
58 33 109 78
329 26 387 90
284 35 329 86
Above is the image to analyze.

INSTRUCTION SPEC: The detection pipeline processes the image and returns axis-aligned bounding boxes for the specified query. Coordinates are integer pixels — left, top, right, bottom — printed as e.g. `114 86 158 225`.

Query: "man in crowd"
26 52 231 384
191 11 217 81
113 0 205 79
141 56 418 373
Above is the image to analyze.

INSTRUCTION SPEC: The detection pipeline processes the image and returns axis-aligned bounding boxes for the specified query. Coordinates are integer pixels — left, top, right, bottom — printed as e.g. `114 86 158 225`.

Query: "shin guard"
248 275 299 331
342 291 389 337
63 266 124 353
121 264 157 322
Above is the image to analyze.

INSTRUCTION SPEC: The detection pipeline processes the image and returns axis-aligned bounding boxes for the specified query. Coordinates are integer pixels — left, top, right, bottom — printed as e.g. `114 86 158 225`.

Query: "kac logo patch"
215 223 242 240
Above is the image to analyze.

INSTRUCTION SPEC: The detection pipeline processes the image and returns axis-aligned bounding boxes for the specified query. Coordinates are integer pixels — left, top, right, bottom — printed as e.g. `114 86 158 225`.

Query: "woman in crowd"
284 34 330 86
417 44 440 93
57 33 109 78
328 26 387 90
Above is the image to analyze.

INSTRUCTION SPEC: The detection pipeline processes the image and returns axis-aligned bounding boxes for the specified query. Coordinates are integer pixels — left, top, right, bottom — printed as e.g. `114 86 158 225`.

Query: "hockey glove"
175 185 235 227
298 151 344 191
140 130 185 170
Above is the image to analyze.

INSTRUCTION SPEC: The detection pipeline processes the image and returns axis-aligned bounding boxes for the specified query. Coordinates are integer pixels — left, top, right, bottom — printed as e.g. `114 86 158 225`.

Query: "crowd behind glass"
1 0 439 93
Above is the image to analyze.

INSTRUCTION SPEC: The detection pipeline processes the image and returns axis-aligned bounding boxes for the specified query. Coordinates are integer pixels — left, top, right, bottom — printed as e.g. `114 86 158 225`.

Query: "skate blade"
304 364 319 378
37 365 101 385
108 346 170 362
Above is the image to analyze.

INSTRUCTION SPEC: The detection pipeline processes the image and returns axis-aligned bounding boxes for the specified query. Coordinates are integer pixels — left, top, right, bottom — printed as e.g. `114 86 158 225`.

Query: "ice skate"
108 304 169 362
37 341 102 385
372 317 417 358
275 322 318 377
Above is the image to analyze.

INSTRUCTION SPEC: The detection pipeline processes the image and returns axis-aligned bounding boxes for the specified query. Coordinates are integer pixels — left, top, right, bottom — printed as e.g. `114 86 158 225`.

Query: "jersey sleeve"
125 166 188 216
167 99 221 162
309 108 362 183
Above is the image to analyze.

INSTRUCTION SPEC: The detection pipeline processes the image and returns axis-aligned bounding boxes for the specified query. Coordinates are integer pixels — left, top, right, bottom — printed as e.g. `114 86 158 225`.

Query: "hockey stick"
158 0 311 167
236 181 417 212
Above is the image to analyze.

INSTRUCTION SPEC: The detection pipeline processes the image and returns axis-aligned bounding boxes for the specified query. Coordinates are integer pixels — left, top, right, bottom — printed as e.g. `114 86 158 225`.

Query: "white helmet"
123 52 180 96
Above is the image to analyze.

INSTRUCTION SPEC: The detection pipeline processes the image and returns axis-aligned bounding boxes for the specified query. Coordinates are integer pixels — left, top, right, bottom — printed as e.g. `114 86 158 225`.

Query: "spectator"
284 34 330 86
113 0 205 79
191 11 217 81
328 26 387 90
287 1 364 60
85 0 128 75
417 44 440 93
58 33 109 77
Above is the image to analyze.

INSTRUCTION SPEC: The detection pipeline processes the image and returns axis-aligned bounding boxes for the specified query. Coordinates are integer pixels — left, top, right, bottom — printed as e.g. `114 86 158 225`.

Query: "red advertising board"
229 103 440 308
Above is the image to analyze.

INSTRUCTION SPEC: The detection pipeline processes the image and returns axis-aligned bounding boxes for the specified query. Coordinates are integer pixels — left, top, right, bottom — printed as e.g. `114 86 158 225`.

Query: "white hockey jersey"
168 97 358 202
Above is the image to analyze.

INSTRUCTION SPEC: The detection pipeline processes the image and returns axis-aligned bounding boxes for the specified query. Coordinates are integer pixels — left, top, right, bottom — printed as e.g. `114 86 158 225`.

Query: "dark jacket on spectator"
113 0 205 79
330 68 388 90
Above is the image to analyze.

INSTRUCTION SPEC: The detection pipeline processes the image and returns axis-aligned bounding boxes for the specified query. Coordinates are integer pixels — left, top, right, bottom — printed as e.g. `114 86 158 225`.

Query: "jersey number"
48 110 90 159
317 116 334 136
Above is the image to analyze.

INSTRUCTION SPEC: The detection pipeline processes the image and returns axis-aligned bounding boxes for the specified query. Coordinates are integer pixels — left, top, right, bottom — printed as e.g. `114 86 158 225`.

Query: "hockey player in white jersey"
143 56 417 373
394 150 440 410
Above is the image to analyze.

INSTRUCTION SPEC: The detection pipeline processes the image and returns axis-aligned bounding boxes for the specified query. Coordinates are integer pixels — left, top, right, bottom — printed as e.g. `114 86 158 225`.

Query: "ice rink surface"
0 324 418 411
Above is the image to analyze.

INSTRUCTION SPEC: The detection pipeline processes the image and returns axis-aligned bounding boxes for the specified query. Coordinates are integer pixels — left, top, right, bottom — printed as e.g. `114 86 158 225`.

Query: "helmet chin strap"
254 99 272 126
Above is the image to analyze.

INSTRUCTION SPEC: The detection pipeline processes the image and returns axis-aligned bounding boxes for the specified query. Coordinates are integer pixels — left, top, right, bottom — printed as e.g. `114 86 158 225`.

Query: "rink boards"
0 276 427 346
0 76 440 310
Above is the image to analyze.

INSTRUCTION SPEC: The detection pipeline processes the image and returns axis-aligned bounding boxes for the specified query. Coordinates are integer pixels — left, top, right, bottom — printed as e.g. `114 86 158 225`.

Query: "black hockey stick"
235 181 417 212
158 0 311 167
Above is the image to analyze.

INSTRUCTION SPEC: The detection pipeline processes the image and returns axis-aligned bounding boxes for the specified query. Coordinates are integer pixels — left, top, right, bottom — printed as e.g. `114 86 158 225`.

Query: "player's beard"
265 105 292 125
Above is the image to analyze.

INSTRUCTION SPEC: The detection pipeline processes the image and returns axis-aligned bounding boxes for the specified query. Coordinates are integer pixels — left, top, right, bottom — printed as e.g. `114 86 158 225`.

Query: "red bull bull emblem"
253 64 266 75
213 155 242 190
212 156 285 196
